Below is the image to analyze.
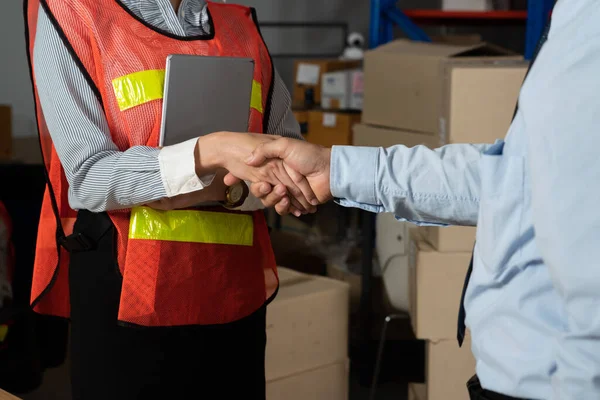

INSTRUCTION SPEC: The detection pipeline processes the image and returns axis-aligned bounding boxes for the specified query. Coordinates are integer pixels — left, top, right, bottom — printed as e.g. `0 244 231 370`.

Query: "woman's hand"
147 169 228 211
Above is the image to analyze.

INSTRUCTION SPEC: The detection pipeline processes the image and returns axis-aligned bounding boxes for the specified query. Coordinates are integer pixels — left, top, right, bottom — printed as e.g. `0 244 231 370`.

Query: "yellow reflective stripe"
112 69 165 111
0 325 8 343
250 80 264 114
128 206 253 246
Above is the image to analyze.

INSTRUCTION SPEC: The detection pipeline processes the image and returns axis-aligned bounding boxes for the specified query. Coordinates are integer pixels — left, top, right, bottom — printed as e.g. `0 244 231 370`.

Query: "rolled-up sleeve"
330 142 491 226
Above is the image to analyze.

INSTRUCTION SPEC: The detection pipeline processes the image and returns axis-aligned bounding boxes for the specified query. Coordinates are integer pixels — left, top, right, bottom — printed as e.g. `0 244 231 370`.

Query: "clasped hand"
204 132 332 216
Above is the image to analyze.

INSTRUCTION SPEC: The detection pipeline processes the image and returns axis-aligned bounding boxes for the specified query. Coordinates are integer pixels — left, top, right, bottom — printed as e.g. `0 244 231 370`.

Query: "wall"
0 0 36 138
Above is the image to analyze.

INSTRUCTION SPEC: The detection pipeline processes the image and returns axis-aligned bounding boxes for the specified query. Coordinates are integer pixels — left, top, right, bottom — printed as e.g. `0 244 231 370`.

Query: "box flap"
370 39 516 59
275 276 349 303
415 240 435 252
452 42 517 57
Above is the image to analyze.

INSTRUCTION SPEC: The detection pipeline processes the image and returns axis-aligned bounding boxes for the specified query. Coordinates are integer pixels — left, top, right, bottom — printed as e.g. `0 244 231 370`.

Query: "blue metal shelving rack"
369 0 555 59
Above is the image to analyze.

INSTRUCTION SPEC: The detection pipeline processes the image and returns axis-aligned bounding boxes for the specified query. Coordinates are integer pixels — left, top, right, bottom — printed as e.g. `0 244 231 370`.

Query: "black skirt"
68 211 266 400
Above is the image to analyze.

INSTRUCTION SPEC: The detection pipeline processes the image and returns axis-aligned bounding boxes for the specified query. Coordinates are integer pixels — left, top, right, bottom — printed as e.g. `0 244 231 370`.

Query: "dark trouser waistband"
467 375 528 400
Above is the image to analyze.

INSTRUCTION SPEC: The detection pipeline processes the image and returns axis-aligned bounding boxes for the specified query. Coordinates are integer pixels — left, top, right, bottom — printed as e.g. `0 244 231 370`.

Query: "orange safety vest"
25 0 278 327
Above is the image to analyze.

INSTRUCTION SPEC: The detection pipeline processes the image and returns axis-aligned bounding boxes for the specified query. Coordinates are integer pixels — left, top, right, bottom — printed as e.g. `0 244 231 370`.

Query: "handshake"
195 131 334 216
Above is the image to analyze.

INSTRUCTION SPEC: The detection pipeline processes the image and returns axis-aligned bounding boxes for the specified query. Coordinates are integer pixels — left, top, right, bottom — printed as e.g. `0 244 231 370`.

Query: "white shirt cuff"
158 138 215 198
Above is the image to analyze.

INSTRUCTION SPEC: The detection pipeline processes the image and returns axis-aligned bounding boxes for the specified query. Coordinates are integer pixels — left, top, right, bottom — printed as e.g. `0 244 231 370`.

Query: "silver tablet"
159 54 255 146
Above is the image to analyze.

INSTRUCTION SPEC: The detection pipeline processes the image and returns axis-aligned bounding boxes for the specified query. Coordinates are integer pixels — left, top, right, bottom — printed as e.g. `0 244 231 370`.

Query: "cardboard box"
266 268 349 381
422 226 477 252
0 388 22 400
353 123 441 149
425 335 476 400
293 60 361 108
408 383 428 400
0 106 12 160
409 241 471 340
266 360 349 400
446 64 526 144
442 0 493 10
306 111 361 147
321 69 364 111
362 40 526 144
293 110 309 135
409 335 475 400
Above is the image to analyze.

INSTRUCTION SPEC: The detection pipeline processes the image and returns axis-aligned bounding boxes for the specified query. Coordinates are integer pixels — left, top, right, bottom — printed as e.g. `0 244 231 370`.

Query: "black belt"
467 376 529 400
59 210 113 253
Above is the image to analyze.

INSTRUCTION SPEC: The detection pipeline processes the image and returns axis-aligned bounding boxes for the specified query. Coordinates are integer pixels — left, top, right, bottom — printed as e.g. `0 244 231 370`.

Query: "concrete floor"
19 361 407 400
20 362 70 400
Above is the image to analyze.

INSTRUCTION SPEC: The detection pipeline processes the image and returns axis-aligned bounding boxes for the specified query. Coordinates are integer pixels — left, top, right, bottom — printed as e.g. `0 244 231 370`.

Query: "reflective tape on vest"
112 69 264 113
250 80 263 114
112 69 166 111
128 206 254 246
0 325 8 343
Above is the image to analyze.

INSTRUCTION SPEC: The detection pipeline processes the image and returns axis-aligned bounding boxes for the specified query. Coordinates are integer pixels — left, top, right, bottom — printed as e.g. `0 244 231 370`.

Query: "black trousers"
69 211 267 400
468 376 528 400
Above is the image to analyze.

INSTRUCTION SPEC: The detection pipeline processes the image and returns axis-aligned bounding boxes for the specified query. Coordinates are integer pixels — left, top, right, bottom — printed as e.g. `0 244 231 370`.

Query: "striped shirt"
32 0 301 212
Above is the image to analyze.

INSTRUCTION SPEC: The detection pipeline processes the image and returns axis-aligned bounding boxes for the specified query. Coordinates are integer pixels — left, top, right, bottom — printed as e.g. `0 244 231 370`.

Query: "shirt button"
190 181 198 188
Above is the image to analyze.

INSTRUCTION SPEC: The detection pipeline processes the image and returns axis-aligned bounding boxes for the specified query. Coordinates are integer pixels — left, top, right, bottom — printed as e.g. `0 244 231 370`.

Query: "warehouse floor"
19 304 417 400
20 364 408 400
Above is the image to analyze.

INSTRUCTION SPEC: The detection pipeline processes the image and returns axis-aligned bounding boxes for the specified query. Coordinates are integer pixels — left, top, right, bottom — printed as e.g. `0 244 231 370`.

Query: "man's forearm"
330 143 490 226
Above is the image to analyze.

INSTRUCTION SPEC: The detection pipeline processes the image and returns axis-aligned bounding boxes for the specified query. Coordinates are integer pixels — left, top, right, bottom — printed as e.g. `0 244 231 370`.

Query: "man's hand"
224 137 333 215
195 132 317 216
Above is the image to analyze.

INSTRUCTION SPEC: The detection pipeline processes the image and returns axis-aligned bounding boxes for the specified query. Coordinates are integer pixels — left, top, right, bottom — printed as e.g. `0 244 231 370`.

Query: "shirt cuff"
158 138 215 198
334 198 383 213
330 146 380 205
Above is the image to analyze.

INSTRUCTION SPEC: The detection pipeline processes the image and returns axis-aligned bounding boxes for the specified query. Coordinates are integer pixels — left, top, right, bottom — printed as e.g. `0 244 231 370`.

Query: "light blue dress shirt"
330 1 600 398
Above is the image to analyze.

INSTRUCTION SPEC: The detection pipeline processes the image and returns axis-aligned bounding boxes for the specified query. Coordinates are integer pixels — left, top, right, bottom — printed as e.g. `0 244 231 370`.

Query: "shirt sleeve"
523 35 600 399
33 5 208 213
330 142 492 226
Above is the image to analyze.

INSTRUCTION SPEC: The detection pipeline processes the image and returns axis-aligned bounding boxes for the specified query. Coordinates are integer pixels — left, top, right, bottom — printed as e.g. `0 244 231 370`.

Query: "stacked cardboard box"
292 59 363 147
355 40 527 149
0 106 12 160
321 69 364 111
305 111 361 148
421 226 476 253
408 228 477 400
441 0 505 11
407 333 476 400
266 267 350 400
0 388 21 400
293 60 361 109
